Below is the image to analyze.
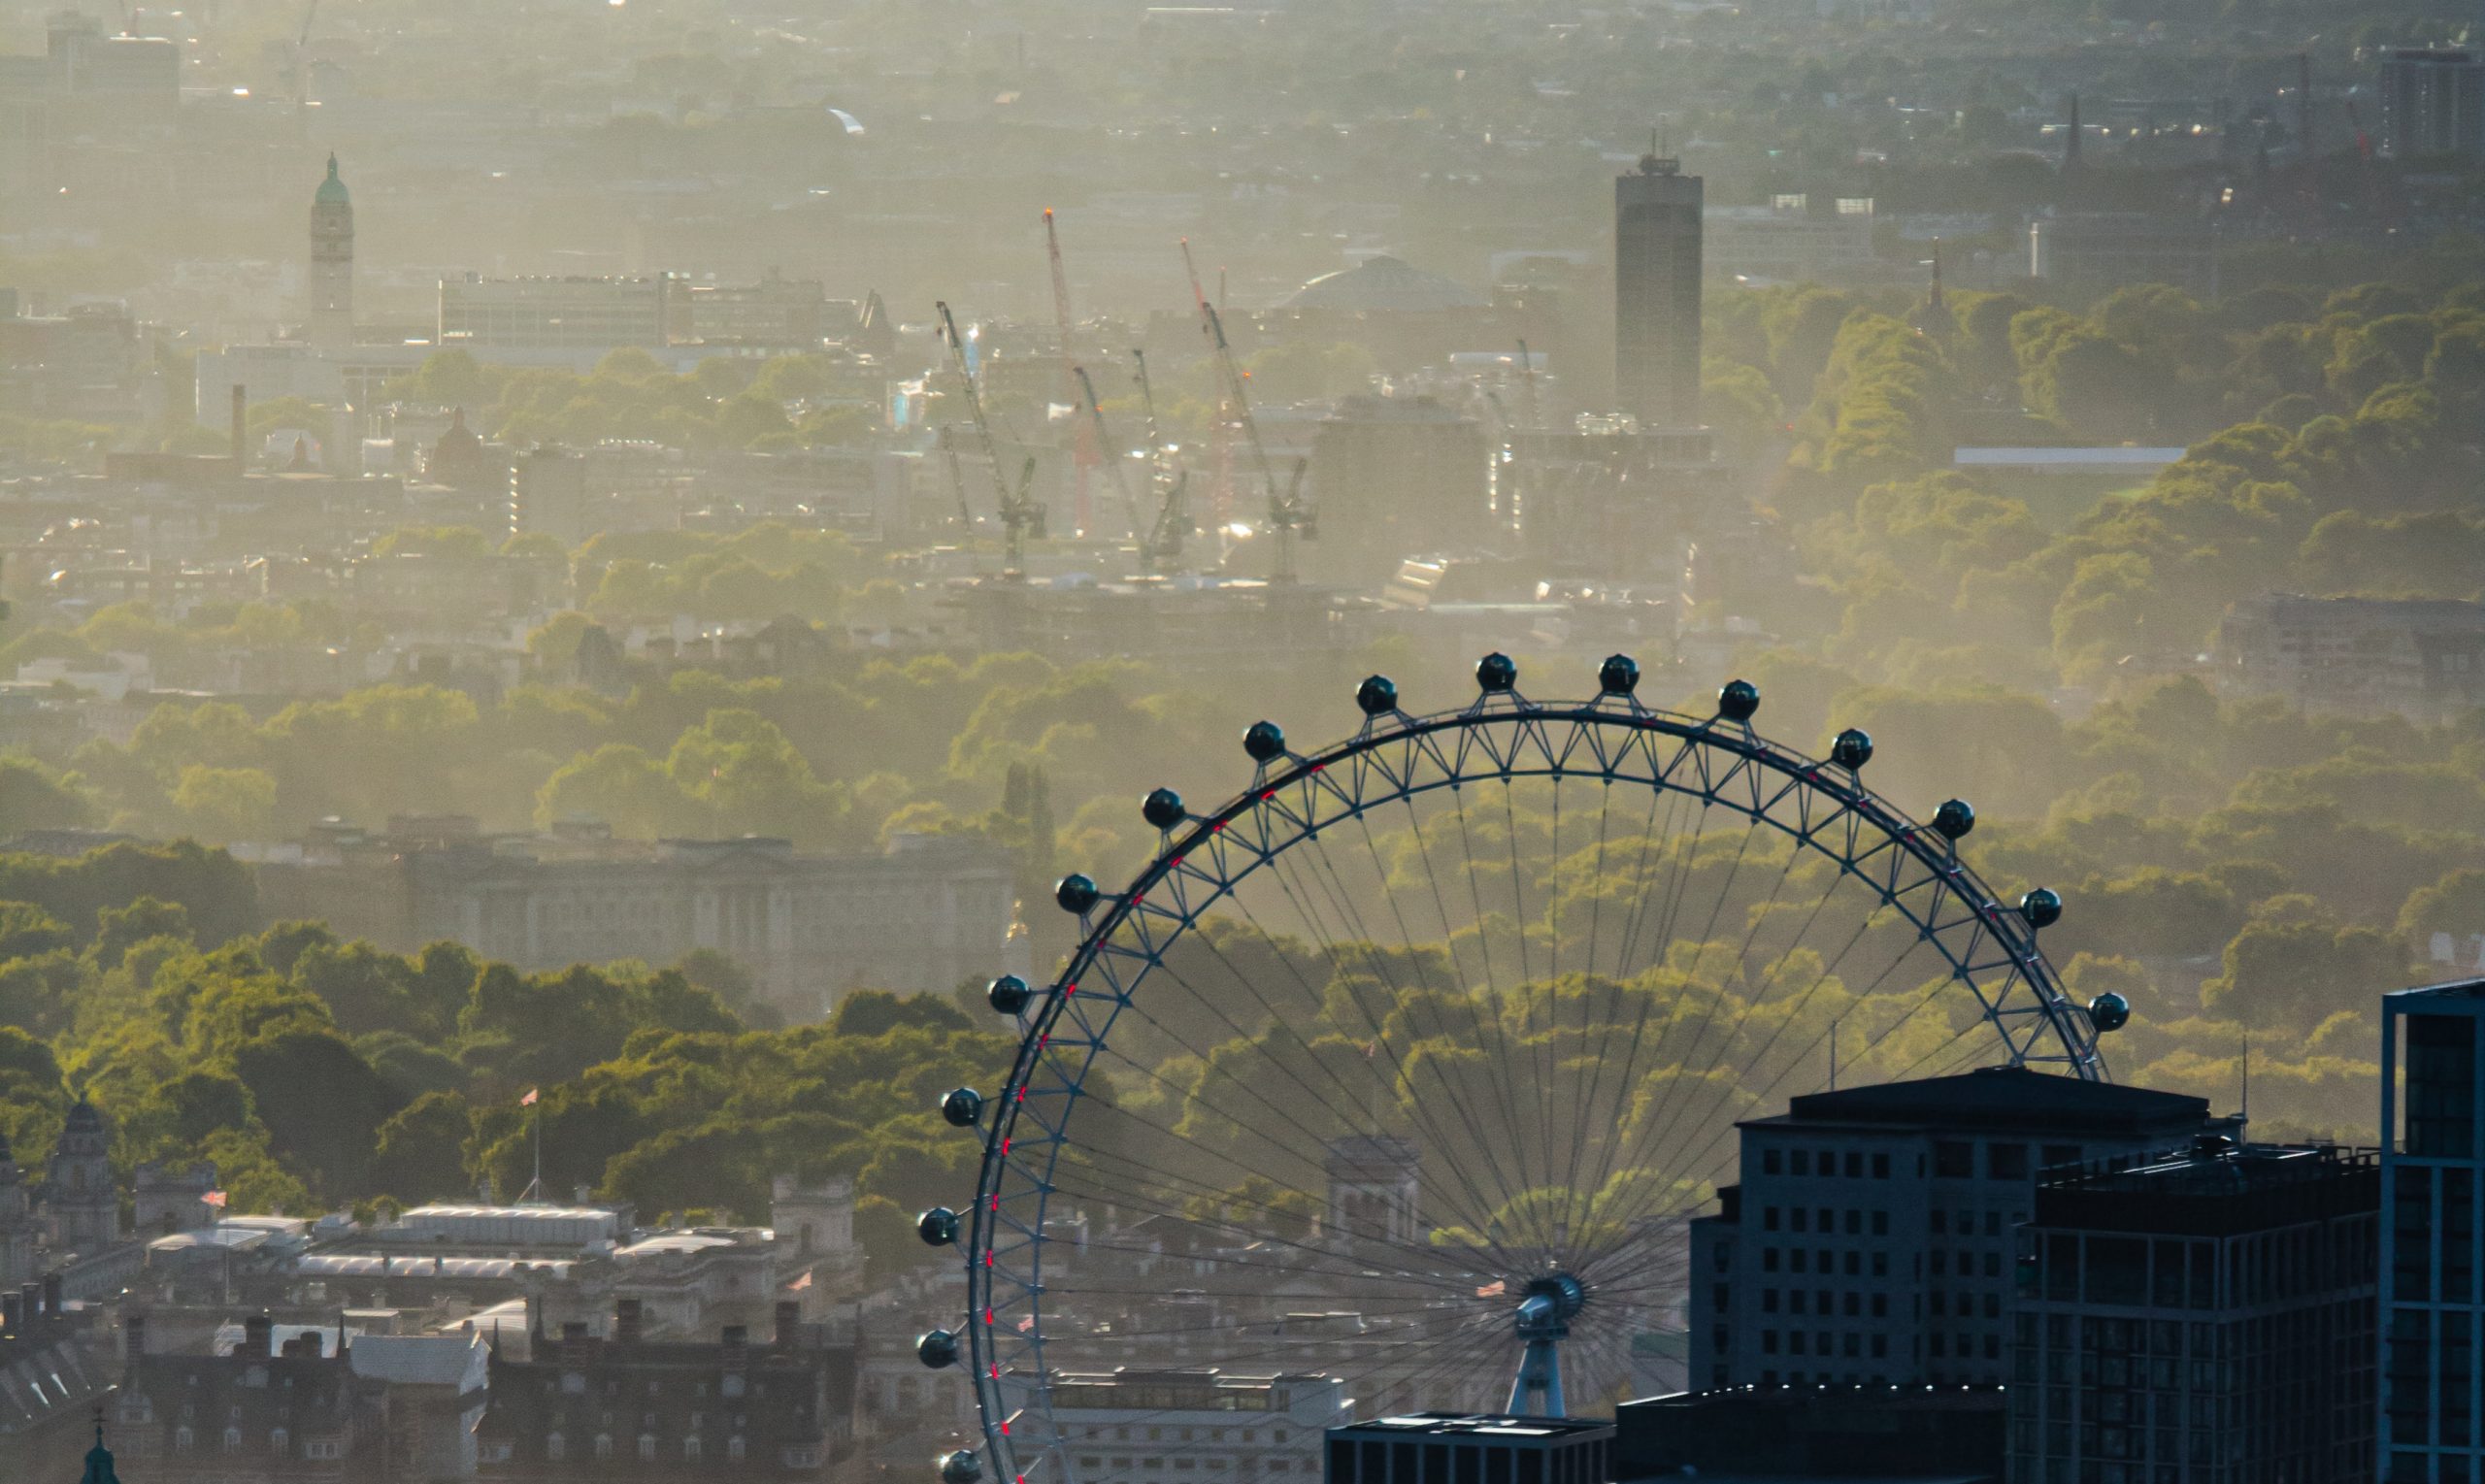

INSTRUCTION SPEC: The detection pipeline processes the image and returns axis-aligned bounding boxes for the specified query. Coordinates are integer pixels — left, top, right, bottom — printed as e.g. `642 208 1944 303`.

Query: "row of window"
1074 1458 1297 1473
543 1433 749 1463
1760 1206 1891 1237
1759 1149 1892 1179
1759 1247 1891 1276
1067 1426 1294 1444
1756 1331 1891 1360
1753 1287 1892 1319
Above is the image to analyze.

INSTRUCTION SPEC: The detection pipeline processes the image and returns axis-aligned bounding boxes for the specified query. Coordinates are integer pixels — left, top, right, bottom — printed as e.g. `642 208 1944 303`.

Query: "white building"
1048 1369 1348 1484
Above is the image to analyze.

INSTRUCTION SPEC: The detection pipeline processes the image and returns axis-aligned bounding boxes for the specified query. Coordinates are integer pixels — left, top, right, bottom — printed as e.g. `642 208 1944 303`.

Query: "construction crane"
1179 238 1236 532
1044 209 1097 535
1072 364 1147 548
936 301 1045 577
292 0 318 120
1131 349 1193 573
1198 297 1311 582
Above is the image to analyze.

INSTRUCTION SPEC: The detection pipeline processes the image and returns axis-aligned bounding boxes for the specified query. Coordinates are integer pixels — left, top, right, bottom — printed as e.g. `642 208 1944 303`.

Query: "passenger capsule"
1932 799 1976 841
1476 652 1517 693
2020 888 2063 931
1598 654 1640 696
1055 874 1100 915
2087 992 2131 1034
1143 788 1186 830
917 1207 960 1247
1242 720 1287 762
941 1451 983 1484
1717 678 1760 722
1355 675 1399 716
1831 728 1873 772
987 974 1031 1015
940 1088 983 1128
917 1330 960 1369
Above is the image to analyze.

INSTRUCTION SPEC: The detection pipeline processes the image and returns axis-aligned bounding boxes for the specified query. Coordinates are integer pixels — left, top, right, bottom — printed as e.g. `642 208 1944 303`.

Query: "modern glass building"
2383 980 2485 1484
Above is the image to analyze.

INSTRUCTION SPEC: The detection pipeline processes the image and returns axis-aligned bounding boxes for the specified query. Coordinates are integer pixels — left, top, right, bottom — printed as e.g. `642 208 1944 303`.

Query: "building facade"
2383 979 2485 1484
1054 1369 1346 1484
2216 594 2485 725
1689 1068 2228 1390
2379 50 2485 159
1614 157 1703 431
1307 397 1489 587
43 1101 118 1259
1324 1411 1610 1484
254 828 1016 1014
2009 1141 2379 1484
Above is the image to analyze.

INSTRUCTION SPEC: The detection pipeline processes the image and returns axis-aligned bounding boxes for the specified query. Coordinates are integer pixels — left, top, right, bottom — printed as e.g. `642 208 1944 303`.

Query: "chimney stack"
721 1323 748 1370
18 1282 38 1323
614 1298 644 1347
230 383 247 467
41 1272 61 1321
244 1314 273 1359
299 1329 323 1359
123 1312 145 1368
776 1300 802 1348
2 1292 20 1335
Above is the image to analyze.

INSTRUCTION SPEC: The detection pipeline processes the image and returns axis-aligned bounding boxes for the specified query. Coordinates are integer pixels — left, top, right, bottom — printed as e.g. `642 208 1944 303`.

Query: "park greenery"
0 267 2481 1232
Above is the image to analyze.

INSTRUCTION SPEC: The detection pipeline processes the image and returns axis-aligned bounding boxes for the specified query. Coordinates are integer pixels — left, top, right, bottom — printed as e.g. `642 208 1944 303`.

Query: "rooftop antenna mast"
936 300 1045 577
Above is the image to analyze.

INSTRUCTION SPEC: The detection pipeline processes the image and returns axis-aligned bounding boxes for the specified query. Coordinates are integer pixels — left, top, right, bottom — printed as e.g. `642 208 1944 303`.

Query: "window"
1844 1209 1861 1236
1764 1206 1780 1232
1762 1288 1778 1313
1763 1149 1782 1175
174 1429 193 1454
1932 1211 1946 1235
1844 1153 1863 1178
1763 1248 1779 1272
1935 1141 1973 1178
1791 1150 1810 1176
1872 1294 1888 1318
1872 1253 1888 1277
685 1437 702 1462
595 1435 614 1462
547 1435 566 1462
1762 1331 1778 1354
306 1439 344 1462
270 1429 288 1456
1872 1210 1889 1236
729 1436 746 1462
1989 1143 2028 1180
1791 1207 1807 1233
1872 1153 1890 1178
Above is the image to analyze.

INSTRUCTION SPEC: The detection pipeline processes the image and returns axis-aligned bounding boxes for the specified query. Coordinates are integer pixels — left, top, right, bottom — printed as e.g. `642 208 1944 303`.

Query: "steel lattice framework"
950 679 2104 1484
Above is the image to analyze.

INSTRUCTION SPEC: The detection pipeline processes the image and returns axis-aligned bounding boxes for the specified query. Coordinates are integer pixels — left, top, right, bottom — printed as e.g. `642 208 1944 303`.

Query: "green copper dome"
315 154 349 206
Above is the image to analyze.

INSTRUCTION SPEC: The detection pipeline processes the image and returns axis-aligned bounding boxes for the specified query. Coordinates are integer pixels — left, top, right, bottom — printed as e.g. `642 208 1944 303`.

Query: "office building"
1050 1370 1345 1483
2383 979 2485 1484
511 446 594 546
1704 195 1878 286
1308 396 1490 587
439 276 674 353
2215 595 2485 726
310 156 354 351
1324 1412 1611 1484
2009 1140 2379 1484
1689 1067 2229 1390
1614 155 1703 430
2379 50 2485 159
2028 214 2218 299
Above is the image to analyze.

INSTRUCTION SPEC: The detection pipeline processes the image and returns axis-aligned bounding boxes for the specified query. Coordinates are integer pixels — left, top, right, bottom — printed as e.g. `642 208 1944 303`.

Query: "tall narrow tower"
309 153 354 350
1614 149 1703 430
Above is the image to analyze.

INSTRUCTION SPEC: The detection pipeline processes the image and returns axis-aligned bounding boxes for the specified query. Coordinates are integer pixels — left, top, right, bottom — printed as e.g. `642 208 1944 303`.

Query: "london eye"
914 655 2126 1484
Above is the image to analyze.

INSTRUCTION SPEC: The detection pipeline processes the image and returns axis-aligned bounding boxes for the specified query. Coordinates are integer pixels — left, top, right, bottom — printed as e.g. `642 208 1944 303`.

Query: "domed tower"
309 154 354 350
42 1099 118 1256
0 1132 34 1285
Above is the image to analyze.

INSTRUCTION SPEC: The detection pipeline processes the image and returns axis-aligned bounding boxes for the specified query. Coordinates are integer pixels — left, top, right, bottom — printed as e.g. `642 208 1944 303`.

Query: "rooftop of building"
1335 1411 1614 1439
1759 1066 2211 1135
1282 255 1486 313
2033 1139 2379 1237
2388 974 2485 1006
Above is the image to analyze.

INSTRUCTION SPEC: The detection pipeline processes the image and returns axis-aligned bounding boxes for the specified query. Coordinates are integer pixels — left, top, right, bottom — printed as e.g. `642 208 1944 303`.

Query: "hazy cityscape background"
0 0 2483 1480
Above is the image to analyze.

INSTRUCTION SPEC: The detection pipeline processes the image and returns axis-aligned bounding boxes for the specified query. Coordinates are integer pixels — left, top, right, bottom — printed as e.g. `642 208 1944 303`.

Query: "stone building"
42 1101 118 1259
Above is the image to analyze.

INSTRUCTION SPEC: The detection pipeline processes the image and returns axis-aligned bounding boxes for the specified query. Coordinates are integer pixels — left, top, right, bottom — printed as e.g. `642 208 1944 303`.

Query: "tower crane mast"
1044 210 1097 534
936 301 1045 577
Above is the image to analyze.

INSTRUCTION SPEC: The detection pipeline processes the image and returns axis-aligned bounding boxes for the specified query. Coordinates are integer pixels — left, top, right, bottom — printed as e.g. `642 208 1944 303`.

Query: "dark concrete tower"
1614 148 1703 430
309 154 353 350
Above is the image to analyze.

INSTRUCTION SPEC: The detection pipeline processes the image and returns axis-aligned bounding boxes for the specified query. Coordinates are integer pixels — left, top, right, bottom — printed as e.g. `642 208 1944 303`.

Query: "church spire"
82 1417 120 1484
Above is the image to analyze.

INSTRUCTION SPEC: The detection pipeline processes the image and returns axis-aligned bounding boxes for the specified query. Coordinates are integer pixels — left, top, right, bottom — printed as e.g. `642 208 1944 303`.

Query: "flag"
202 1190 228 1209
1474 1280 1506 1300
786 1271 813 1293
1016 1313 1036 1334
520 1089 539 1107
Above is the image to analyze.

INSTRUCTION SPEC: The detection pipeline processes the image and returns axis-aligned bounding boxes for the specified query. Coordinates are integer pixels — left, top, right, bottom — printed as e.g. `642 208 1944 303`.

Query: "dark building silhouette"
1614 153 1702 430
1617 1386 2004 1479
2011 1140 2379 1484
2383 979 2485 1483
477 1302 854 1478
2378 49 2485 159
1323 1412 1611 1484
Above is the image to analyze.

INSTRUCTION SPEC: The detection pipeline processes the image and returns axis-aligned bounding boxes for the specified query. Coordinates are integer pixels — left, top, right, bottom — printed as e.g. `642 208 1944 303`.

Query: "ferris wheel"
911 656 2128 1484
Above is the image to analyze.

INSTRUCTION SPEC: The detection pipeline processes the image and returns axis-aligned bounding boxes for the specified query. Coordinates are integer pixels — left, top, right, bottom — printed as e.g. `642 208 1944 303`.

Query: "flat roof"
2388 976 2485 1005
1760 1066 2210 1135
1334 1412 1613 1439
